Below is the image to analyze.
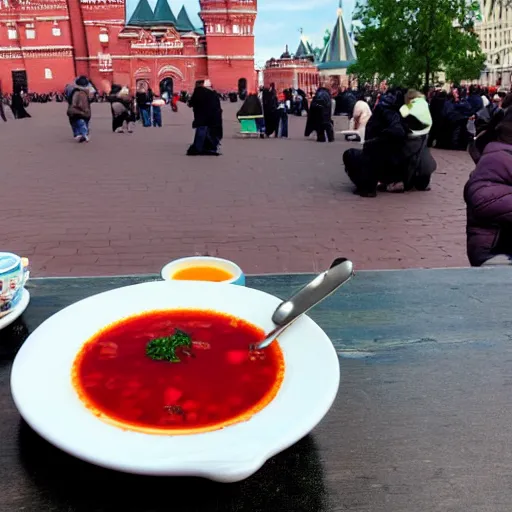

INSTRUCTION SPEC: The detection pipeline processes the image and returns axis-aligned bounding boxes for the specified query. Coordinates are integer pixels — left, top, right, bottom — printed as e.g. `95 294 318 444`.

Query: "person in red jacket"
171 93 179 112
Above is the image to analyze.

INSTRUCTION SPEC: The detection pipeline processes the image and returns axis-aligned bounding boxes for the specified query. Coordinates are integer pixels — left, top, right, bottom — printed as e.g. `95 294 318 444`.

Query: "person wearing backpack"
66 76 92 142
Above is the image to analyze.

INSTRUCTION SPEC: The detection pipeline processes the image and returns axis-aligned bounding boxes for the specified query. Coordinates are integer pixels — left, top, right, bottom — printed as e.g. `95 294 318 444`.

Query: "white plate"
10 281 339 483
0 288 30 331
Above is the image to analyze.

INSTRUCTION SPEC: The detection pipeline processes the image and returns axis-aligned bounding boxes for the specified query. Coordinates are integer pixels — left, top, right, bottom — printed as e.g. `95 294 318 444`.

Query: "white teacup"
0 253 29 317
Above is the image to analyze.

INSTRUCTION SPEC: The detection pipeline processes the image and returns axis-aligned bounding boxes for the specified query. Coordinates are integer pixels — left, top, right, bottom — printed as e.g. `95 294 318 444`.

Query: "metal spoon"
255 258 354 350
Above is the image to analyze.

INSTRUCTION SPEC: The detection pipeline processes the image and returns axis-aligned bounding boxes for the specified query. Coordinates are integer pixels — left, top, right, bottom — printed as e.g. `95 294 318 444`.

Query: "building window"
45 68 53 79
232 24 239 34
7 27 17 40
99 31 109 43
52 27 61 36
26 28 36 39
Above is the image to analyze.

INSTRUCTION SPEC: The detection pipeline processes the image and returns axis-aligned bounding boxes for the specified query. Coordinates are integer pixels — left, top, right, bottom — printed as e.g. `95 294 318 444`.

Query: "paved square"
1 102 471 276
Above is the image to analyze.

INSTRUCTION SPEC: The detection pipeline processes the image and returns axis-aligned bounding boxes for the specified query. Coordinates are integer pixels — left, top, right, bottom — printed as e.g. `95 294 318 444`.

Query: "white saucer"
0 288 30 331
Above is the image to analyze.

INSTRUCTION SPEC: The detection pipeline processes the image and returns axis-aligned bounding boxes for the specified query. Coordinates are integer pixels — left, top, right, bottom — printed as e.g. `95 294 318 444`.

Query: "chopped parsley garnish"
146 329 192 363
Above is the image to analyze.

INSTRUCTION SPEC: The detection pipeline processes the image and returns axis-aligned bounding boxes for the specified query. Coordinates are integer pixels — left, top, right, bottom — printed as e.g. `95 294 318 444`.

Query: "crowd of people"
6 74 512 268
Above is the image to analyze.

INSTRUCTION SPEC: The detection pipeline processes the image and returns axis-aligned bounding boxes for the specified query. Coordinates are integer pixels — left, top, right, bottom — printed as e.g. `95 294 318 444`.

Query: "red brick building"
0 0 257 94
262 42 319 94
263 1 356 93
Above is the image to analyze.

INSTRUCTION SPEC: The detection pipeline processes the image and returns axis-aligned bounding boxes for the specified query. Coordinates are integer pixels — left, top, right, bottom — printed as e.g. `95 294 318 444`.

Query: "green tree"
348 0 486 89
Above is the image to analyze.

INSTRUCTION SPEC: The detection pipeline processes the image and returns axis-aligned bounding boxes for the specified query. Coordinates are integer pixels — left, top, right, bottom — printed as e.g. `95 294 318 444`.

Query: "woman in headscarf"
464 106 512 266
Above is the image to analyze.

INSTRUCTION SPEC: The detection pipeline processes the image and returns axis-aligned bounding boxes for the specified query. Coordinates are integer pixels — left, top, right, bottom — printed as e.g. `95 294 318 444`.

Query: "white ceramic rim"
0 288 30 331
0 252 21 274
10 281 339 482
160 256 244 284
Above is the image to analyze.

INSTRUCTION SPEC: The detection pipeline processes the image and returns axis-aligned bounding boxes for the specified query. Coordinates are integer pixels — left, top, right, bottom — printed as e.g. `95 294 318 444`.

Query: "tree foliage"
348 0 486 88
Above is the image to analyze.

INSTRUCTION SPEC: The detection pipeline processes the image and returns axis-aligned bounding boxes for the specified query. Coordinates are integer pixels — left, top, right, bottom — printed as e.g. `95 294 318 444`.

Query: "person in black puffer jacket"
305 87 334 142
343 88 407 197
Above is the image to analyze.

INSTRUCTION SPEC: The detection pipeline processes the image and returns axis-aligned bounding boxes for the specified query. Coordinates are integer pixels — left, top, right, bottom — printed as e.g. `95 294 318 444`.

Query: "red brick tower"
79 0 127 89
199 0 256 92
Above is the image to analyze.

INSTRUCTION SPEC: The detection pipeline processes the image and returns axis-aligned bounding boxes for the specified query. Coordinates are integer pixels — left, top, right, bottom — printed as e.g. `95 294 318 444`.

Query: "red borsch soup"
72 310 285 434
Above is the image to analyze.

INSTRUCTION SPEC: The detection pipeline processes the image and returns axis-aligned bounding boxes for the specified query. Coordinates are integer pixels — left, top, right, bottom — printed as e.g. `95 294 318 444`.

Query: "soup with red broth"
72 310 285 434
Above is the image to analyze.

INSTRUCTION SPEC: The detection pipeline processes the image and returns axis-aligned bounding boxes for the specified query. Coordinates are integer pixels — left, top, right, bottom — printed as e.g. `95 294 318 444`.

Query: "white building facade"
476 0 512 87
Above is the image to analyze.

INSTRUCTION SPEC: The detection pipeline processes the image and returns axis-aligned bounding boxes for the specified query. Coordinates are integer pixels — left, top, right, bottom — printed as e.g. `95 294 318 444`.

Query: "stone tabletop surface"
1 268 512 512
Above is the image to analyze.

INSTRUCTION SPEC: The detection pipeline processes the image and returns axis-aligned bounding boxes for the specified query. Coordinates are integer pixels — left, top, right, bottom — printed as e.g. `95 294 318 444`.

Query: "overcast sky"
125 0 356 67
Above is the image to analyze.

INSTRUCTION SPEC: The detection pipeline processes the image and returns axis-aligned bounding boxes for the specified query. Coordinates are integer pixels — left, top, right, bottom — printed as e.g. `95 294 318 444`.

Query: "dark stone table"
1 268 512 512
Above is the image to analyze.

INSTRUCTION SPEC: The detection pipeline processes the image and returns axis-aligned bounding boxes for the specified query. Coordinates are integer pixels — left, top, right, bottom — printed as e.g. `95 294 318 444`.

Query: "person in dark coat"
187 79 223 156
298 88 309 114
11 89 31 119
468 94 512 164
136 86 151 127
396 90 437 192
305 87 334 142
467 85 484 115
343 89 407 197
262 84 278 137
464 108 512 266
427 90 447 147
437 91 472 150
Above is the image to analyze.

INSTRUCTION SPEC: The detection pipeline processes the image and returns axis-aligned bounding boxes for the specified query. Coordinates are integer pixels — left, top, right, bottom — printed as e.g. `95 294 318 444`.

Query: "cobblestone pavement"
1 102 471 277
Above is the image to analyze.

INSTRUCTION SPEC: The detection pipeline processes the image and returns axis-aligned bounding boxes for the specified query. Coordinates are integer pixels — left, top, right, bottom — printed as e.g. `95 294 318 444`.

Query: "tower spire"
337 0 343 16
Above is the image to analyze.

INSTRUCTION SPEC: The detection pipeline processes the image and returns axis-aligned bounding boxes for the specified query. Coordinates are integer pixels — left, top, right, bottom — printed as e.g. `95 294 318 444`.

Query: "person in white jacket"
341 98 372 142
349 99 372 141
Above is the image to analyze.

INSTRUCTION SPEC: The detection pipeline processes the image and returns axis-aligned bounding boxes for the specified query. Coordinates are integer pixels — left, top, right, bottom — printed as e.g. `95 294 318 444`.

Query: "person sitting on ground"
237 93 265 138
345 96 372 142
464 107 512 266
305 87 334 142
343 88 407 197
386 89 436 192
